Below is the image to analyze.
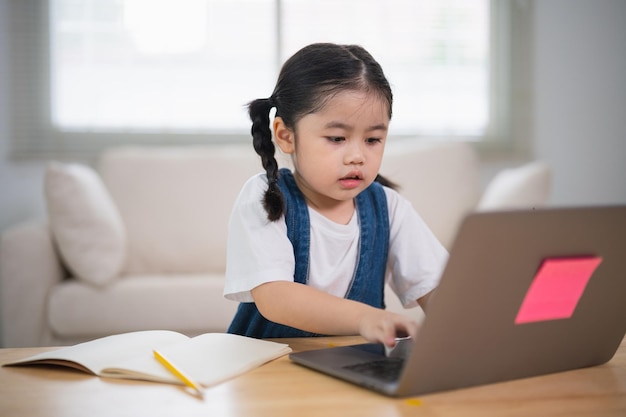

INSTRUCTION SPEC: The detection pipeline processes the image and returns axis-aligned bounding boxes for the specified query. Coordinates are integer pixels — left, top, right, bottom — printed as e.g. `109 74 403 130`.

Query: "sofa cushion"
98 145 262 275
47 274 239 338
44 162 126 286
478 162 552 210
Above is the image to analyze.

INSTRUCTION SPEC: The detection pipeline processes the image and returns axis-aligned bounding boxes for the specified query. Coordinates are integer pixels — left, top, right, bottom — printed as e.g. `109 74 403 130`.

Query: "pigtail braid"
249 98 284 221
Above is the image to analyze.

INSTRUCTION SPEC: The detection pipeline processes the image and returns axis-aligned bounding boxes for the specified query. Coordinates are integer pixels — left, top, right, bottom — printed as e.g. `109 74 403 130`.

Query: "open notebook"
5 330 291 388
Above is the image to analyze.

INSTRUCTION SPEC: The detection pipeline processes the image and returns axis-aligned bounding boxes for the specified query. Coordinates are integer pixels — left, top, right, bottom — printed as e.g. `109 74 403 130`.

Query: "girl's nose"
344 141 365 165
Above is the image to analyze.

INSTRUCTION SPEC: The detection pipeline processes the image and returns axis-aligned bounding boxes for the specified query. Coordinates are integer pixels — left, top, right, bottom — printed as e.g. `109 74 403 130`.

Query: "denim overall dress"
227 168 389 338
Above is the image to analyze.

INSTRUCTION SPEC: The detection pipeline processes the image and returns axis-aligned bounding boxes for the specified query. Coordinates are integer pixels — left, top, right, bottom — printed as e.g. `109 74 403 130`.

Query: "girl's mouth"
339 172 363 189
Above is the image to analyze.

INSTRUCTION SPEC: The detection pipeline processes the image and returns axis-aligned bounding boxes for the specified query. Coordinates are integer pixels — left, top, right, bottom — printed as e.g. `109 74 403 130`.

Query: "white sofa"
0 141 551 347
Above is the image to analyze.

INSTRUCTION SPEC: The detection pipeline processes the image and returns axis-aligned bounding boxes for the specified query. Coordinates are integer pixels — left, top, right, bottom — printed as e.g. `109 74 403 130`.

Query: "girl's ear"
273 117 295 154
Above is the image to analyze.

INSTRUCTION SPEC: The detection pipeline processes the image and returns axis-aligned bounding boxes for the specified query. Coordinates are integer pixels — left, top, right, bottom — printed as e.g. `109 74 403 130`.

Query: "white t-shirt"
223 173 448 308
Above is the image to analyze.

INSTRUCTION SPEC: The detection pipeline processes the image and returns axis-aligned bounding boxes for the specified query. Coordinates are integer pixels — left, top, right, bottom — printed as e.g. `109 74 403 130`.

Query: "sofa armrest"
477 162 552 211
1 220 65 347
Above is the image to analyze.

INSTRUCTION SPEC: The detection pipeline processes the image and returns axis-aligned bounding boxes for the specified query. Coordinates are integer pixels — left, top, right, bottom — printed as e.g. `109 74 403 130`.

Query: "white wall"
0 0 48 234
532 0 626 206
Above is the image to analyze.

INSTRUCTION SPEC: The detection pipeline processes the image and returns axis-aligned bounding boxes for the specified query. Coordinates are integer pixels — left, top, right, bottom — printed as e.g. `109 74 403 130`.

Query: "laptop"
289 206 626 397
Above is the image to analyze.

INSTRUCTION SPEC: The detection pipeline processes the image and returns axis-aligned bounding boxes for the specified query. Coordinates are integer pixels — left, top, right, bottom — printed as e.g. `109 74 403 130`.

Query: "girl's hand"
358 309 420 347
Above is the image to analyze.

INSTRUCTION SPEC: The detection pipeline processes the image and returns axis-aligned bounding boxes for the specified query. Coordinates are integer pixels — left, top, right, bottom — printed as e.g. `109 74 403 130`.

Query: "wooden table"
1 336 625 417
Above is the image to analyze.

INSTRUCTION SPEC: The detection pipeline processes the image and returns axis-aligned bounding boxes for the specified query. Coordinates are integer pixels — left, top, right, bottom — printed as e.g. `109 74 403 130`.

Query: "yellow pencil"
153 349 205 398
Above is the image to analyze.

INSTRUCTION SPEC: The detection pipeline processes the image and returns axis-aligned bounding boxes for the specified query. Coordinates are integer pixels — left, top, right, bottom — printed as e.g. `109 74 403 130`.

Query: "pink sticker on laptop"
515 256 603 325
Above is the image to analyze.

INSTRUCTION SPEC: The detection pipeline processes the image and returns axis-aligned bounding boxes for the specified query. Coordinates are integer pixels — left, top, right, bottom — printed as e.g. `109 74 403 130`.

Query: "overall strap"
278 168 311 285
346 181 389 308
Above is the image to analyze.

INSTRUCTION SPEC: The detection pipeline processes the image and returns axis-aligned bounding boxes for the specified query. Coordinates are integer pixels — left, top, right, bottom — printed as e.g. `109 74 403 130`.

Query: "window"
8 0 517 158
50 0 276 132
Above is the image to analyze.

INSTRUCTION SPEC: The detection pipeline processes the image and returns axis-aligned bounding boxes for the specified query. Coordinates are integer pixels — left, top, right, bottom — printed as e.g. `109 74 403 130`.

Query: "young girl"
224 43 448 347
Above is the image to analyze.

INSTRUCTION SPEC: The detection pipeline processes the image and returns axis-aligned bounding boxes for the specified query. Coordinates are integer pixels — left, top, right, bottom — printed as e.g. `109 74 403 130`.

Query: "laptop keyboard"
343 358 404 382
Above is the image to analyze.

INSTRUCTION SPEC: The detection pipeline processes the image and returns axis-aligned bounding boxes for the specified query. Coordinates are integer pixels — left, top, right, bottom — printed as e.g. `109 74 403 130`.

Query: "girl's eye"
326 136 345 143
366 137 382 144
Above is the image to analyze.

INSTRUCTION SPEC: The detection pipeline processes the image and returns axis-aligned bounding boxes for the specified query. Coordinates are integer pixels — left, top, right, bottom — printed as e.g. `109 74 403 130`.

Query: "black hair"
249 43 396 221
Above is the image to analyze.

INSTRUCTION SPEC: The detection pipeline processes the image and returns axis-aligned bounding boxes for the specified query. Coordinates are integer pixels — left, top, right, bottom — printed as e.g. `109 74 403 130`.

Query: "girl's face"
274 90 390 223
